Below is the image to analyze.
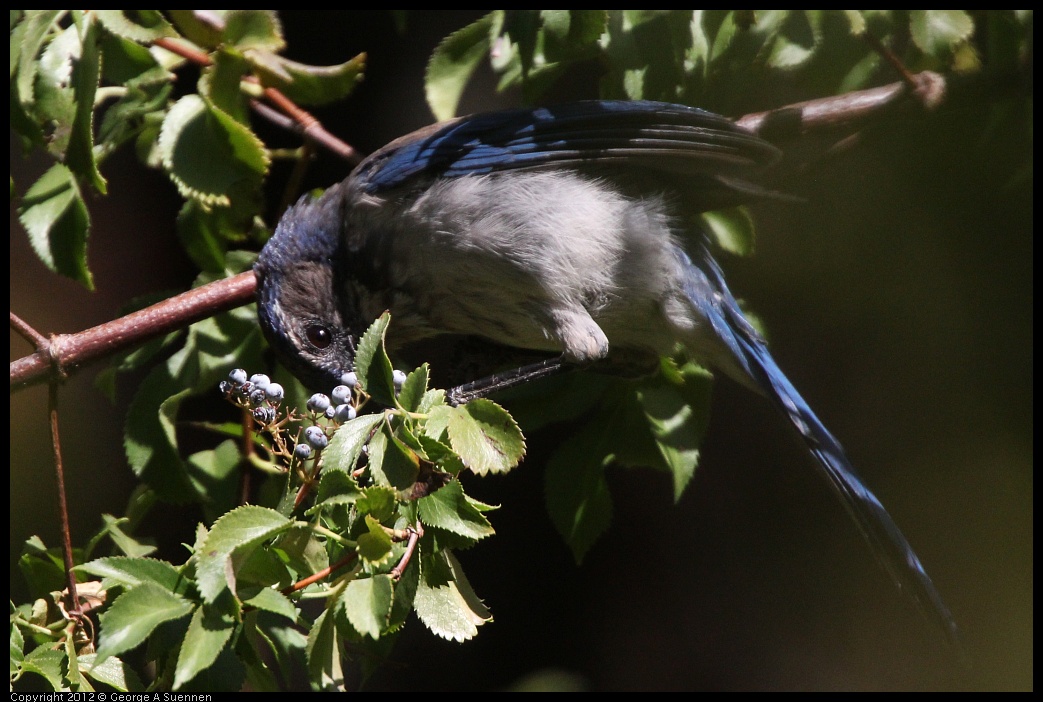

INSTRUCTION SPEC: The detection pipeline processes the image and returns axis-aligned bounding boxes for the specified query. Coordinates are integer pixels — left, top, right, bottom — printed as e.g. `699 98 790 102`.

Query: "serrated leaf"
95 582 193 664
173 593 237 689
701 207 755 256
222 10 285 52
306 603 345 691
413 551 491 642
20 646 65 690
325 413 383 474
248 50 365 107
69 17 105 191
79 653 145 692
76 556 185 594
200 49 251 125
196 506 294 602
417 479 495 543
397 364 429 412
341 574 394 639
95 10 177 43
356 486 397 523
426 11 499 120
354 313 396 406
766 10 821 70
241 588 297 621
447 399 525 476
158 94 269 207
356 515 394 566
910 10 974 59
167 11 224 49
18 163 93 289
376 426 421 490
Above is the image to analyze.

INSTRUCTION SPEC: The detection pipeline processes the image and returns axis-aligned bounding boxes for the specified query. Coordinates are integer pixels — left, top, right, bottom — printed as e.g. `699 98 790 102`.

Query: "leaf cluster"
12 313 525 691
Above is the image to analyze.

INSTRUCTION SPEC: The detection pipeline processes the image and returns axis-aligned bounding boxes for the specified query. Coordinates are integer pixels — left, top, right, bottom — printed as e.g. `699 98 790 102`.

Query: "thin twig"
10 313 47 349
49 382 81 620
390 522 424 580
282 552 358 595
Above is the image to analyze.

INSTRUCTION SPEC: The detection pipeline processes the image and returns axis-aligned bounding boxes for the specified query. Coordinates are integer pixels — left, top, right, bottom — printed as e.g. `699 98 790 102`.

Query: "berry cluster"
219 368 367 463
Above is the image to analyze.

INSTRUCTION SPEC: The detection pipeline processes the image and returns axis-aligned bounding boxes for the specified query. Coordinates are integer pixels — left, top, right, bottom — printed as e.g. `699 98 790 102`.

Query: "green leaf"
222 10 285 52
413 551 491 642
375 426 421 490
306 602 345 691
12 11 66 110
173 593 238 689
544 422 614 564
17 163 93 289
65 15 106 194
158 94 269 207
910 10 974 59
766 10 822 70
354 313 397 406
241 587 297 622
356 486 397 523
95 582 193 664
185 439 241 523
447 399 525 476
200 49 251 125
78 653 145 692
248 50 366 107
324 413 384 474
85 514 157 559
417 478 496 543
19 646 65 690
397 363 429 413
18 537 68 598
701 206 755 256
76 556 185 594
196 505 294 602
426 11 499 120
167 11 224 49
94 10 177 43
636 359 713 501
341 574 394 639
356 515 394 566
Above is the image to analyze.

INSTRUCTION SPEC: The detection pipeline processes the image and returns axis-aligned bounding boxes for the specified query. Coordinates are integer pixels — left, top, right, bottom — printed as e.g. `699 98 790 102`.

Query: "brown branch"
50 381 81 620
282 552 358 595
10 313 47 349
151 37 360 164
735 70 946 138
10 270 257 392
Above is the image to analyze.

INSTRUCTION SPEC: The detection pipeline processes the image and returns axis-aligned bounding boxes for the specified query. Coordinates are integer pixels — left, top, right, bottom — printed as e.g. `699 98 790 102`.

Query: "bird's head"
255 185 360 391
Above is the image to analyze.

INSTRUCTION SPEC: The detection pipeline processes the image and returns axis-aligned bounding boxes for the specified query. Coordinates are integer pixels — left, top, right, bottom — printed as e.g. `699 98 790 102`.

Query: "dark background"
10 11 1032 691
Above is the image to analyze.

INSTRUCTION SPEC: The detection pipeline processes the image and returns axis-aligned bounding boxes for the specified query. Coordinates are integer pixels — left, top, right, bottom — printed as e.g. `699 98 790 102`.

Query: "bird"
254 99 959 645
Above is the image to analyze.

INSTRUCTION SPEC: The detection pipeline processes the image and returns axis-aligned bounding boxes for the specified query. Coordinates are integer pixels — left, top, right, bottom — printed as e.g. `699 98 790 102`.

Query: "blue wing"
677 240 960 645
352 100 780 193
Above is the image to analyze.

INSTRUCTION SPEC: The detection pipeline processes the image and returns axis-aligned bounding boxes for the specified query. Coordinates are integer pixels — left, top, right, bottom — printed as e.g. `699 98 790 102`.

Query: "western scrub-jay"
254 99 957 643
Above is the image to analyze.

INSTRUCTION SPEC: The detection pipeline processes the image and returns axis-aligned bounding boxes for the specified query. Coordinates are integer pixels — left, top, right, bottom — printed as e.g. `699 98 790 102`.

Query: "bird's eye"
304 324 332 350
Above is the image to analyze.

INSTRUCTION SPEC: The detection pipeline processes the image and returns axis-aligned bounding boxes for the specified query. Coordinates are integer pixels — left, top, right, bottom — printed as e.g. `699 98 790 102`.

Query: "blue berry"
307 393 331 412
341 371 358 388
252 406 276 424
219 380 232 395
228 368 248 385
249 373 271 390
265 383 285 403
392 370 407 389
249 389 267 407
334 404 356 422
304 425 328 450
324 405 336 419
294 443 312 460
331 384 352 405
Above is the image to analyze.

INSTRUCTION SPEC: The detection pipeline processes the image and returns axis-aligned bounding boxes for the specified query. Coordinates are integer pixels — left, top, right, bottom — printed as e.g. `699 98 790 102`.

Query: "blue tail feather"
679 241 959 645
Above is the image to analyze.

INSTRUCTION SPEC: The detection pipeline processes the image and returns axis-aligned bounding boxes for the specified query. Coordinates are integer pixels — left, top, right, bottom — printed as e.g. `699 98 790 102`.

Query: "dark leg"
446 356 571 406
